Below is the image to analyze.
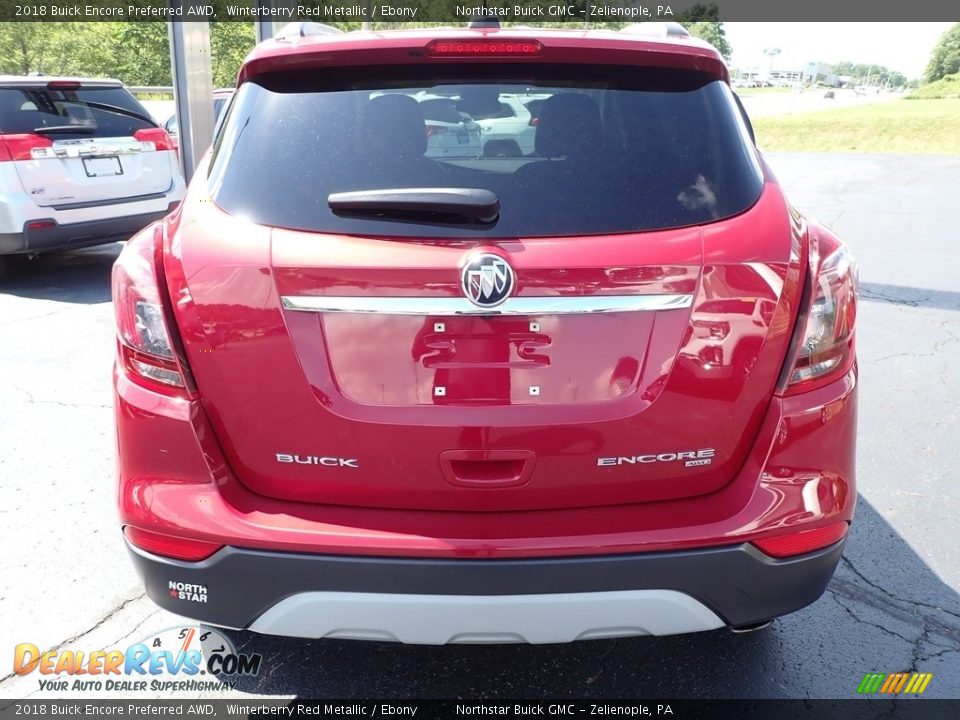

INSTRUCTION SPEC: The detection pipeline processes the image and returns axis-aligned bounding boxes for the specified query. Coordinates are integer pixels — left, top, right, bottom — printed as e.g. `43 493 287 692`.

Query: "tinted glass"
0 87 154 139
208 66 763 238
167 95 232 136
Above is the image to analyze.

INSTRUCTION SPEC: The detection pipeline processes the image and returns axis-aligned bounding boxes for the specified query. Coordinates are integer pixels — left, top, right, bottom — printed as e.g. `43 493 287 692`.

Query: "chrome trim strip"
280 294 693 316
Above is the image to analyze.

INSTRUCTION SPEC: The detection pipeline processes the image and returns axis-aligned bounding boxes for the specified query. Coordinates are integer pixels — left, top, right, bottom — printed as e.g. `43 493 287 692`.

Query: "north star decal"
275 453 358 468
597 448 715 467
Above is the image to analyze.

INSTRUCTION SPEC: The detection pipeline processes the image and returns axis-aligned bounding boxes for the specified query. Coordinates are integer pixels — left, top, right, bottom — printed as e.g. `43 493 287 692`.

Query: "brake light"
124 526 222 562
426 39 543 58
425 124 448 138
780 239 858 395
47 81 81 91
753 522 848 558
528 116 539 127
112 225 189 393
0 133 54 162
134 127 174 152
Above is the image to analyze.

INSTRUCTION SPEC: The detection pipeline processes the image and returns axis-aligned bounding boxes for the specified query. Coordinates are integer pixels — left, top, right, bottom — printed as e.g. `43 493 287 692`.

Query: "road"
1 154 958 700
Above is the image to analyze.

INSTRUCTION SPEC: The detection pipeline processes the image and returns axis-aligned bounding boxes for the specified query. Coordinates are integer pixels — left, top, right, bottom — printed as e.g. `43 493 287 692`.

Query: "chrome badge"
461 253 515 309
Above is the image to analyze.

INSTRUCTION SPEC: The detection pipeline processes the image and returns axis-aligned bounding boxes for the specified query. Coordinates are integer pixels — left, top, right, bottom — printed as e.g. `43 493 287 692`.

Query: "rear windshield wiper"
328 188 500 225
72 101 157 128
33 125 97 134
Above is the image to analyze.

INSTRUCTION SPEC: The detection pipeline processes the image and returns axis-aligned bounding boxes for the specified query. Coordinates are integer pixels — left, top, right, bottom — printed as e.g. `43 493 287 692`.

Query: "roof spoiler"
273 22 343 40
620 22 691 38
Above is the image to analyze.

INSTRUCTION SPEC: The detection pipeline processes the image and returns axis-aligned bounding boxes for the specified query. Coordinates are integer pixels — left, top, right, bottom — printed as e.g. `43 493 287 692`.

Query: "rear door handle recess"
439 449 536 488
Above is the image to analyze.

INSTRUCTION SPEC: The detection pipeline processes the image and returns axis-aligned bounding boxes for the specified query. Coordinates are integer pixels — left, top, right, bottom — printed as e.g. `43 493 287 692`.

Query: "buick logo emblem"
461 253 515 308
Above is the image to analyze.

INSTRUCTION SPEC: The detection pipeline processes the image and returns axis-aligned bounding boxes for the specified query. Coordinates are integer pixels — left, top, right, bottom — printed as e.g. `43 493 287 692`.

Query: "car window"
0 87 154 139
164 95 232 137
416 97 463 123
208 66 763 238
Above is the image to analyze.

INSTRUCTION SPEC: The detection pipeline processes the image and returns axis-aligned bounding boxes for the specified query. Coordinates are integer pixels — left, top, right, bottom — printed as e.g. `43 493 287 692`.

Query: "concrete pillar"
167 2 214 183
256 0 297 43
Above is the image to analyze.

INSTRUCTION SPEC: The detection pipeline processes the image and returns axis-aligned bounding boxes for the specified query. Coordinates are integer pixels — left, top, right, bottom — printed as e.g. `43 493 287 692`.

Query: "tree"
684 22 732 61
210 21 256 88
675 5 732 61
925 23 960 83
0 23 89 76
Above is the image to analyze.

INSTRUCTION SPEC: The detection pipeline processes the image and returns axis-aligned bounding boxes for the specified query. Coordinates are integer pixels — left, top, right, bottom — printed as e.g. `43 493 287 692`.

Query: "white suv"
0 76 184 277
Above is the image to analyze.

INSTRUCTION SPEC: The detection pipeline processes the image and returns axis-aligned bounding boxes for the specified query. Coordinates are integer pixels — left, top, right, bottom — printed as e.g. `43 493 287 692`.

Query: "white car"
470 93 551 157
412 93 482 159
0 76 184 277
163 88 235 141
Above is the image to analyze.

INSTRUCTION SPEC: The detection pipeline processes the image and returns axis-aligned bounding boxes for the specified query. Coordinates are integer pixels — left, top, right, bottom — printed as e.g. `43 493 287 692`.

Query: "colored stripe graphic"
858 672 933 694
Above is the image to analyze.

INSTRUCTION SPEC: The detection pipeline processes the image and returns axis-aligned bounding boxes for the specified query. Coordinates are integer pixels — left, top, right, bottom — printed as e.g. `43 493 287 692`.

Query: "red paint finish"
115 174 856 556
114 28 856 566
238 29 729 84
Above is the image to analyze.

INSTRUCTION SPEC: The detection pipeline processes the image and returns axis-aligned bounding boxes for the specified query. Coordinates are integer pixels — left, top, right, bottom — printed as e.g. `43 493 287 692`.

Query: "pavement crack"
585 640 621 685
106 608 162 650
0 593 146 687
918 644 960 664
860 291 925 307
841 556 960 621
826 588 916 646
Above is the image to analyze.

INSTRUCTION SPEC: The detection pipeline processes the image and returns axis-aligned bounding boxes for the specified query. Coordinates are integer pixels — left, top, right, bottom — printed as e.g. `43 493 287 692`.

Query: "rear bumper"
0 209 169 254
126 538 845 643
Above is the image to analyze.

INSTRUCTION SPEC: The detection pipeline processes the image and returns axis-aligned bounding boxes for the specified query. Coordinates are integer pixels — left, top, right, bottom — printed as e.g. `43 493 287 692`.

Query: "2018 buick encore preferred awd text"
113 23 858 644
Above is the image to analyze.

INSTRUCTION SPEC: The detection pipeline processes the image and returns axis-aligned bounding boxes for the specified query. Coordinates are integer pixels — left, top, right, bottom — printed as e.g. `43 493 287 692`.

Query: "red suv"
113 23 858 644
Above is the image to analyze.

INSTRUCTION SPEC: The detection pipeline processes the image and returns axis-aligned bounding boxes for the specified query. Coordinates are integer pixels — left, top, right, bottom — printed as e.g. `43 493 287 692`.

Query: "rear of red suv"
113 25 857 644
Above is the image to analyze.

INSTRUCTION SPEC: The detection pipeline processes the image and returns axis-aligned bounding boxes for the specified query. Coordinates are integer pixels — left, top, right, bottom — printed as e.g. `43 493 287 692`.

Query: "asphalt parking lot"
1 153 958 700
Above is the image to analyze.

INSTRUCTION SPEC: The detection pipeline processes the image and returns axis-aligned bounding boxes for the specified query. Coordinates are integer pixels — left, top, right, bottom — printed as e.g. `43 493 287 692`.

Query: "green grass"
908 73 960 99
753 98 960 154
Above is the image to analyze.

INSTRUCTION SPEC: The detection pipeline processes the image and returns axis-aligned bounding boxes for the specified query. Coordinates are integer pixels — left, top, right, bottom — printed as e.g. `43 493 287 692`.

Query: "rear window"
0 86 154 139
208 66 763 238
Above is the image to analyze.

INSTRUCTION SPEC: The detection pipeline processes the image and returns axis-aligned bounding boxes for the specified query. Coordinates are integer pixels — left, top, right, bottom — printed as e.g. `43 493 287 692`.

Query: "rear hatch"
172 42 803 512
0 81 174 207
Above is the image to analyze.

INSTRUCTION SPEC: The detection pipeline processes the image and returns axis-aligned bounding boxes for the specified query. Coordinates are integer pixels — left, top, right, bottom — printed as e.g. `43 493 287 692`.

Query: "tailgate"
172 186 802 512
0 84 173 207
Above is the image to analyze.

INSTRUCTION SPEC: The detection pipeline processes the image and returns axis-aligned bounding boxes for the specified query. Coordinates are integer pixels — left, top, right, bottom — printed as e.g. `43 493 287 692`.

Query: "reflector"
124 526 223 561
753 522 848 558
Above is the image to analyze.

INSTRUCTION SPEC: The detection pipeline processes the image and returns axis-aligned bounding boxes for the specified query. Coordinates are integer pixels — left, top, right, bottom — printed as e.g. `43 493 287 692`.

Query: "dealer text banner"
1 0 958 22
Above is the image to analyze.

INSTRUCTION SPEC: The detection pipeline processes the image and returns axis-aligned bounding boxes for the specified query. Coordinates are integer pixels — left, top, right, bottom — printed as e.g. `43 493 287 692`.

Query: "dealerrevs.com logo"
13 626 261 693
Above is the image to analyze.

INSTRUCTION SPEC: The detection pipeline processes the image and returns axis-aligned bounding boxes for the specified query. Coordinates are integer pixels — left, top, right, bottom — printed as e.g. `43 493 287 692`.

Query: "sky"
724 22 956 79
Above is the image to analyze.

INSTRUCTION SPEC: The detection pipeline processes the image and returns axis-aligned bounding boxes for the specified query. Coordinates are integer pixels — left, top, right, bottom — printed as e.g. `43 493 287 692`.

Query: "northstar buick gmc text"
113 22 858 644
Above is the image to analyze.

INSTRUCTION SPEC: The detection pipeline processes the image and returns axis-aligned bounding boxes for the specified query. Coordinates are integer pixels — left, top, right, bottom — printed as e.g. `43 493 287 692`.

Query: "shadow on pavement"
212 499 959 699
860 282 960 312
0 243 121 304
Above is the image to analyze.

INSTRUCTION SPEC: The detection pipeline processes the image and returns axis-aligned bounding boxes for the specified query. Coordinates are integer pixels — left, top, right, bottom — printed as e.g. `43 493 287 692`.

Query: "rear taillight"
124 526 222 562
425 124 448 138
780 239 858 395
112 225 189 393
426 39 543 57
753 522 848 558
134 127 175 152
0 133 54 162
